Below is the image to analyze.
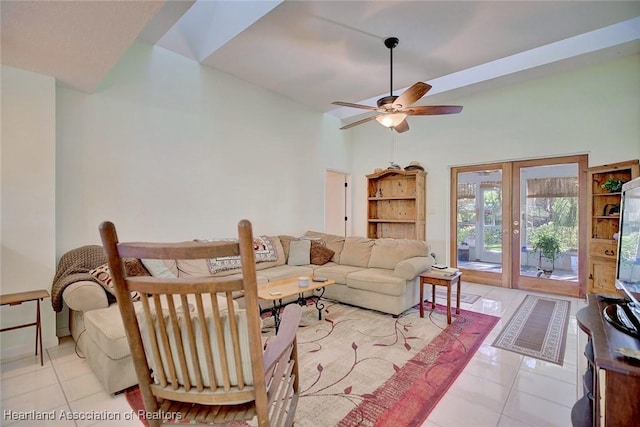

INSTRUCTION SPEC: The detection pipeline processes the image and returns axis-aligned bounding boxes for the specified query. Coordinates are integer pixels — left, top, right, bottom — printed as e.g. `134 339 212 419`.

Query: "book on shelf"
427 267 459 277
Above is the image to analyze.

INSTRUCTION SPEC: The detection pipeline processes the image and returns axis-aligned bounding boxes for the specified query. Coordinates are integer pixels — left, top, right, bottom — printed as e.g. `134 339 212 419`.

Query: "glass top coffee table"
258 276 335 332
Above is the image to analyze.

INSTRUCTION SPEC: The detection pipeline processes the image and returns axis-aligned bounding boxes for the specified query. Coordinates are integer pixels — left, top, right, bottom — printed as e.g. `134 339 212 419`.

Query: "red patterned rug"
126 302 498 426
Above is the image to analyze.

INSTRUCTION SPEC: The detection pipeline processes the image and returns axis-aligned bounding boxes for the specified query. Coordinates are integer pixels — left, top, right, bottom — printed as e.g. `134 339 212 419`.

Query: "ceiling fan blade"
339 115 378 130
392 82 432 109
332 101 377 111
393 119 409 133
406 105 463 115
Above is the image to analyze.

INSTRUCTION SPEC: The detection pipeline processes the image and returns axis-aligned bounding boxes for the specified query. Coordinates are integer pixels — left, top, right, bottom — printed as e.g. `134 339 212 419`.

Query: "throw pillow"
90 258 149 301
278 235 299 260
287 239 311 266
310 241 335 265
141 259 177 278
207 235 279 274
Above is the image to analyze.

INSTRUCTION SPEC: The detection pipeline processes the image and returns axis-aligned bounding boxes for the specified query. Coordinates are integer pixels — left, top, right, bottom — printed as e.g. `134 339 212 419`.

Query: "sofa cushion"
368 239 430 270
339 237 374 268
84 293 239 363
278 235 299 261
287 240 311 266
135 295 250 388
141 259 178 278
256 265 313 281
176 258 216 277
346 268 407 297
312 263 365 284
150 309 253 387
84 305 131 360
304 231 345 263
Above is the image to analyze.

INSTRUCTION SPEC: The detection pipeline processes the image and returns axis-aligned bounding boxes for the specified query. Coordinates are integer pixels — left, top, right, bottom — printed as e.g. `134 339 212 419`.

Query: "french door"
450 155 587 297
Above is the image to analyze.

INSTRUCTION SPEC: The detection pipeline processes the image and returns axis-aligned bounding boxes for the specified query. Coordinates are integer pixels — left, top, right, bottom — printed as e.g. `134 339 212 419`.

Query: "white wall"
350 54 640 263
56 41 351 253
1 66 58 358
3 39 639 359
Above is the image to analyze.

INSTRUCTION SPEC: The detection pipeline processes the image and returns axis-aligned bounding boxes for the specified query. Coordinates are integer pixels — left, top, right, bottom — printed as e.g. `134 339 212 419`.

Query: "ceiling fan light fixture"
376 112 407 128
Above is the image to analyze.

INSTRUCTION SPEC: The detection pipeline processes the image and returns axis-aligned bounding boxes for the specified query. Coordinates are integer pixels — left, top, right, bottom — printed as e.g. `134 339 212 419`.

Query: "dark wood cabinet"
574 295 640 426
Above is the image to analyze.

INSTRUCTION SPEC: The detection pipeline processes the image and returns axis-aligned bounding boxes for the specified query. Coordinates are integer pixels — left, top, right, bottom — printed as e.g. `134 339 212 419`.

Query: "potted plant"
601 178 626 193
531 223 562 277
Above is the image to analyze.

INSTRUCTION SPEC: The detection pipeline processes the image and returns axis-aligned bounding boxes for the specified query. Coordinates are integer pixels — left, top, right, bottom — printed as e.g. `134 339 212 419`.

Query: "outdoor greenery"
619 230 640 266
456 187 503 250
531 223 563 262
526 197 578 251
456 184 578 264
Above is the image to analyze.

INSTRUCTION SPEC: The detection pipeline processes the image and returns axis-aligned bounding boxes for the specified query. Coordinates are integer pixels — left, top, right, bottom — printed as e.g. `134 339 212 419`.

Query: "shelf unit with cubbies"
587 159 639 294
366 169 426 240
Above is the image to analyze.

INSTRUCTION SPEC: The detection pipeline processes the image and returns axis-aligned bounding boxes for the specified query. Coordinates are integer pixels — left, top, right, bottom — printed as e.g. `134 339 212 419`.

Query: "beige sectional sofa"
60 231 434 394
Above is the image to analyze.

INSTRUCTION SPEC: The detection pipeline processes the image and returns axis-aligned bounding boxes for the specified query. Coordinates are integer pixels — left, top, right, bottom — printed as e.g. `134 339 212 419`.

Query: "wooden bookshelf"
366 169 426 240
587 160 639 294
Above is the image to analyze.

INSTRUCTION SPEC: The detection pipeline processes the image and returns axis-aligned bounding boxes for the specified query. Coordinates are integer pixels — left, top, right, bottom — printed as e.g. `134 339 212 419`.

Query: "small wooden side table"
0 289 50 365
418 271 462 324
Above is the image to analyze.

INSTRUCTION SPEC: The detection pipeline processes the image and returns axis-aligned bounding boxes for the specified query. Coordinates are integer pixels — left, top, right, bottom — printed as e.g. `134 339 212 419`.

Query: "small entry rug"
492 294 571 365
434 289 481 304
126 302 498 426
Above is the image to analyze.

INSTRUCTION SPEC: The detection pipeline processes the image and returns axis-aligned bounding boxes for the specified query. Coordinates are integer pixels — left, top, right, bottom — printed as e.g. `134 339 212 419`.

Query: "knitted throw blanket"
50 245 107 312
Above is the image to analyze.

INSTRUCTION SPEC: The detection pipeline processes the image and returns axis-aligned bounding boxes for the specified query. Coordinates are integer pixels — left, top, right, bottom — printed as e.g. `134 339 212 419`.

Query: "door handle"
513 230 519 234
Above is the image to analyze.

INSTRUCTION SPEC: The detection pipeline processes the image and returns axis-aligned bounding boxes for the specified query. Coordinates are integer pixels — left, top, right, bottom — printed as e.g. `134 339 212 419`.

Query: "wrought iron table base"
267 287 326 333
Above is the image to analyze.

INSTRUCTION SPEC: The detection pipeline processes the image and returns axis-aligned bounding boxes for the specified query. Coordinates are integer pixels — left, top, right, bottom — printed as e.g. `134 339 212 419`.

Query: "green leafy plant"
601 178 626 193
531 223 562 262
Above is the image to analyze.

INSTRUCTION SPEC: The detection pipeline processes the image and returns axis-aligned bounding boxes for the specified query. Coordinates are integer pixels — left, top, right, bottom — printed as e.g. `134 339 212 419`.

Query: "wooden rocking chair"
99 219 301 427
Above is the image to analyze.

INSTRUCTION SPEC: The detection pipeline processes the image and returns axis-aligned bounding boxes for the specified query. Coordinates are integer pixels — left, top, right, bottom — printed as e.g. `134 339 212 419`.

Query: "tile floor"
1 282 587 427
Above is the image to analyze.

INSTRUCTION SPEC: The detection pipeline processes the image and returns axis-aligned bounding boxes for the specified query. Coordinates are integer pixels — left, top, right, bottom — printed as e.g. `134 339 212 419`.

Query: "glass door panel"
454 167 507 286
513 159 585 296
519 165 578 280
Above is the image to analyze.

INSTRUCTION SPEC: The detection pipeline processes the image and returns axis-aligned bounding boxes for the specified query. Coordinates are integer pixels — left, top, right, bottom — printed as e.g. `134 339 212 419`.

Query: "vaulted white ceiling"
2 1 639 122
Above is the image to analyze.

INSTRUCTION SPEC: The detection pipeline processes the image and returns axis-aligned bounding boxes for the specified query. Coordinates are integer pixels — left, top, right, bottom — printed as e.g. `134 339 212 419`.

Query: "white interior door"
325 171 351 236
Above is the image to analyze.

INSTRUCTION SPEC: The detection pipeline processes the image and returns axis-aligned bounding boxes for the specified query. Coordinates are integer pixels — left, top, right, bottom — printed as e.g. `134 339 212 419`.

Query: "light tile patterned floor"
1 282 587 427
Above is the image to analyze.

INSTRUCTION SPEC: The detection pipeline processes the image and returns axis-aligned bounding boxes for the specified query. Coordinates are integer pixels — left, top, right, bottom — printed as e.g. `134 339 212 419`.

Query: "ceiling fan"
332 37 463 133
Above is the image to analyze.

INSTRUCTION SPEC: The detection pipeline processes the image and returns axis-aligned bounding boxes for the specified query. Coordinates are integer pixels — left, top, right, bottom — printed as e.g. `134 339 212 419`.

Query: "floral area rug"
293 302 498 426
126 301 499 426
433 288 481 304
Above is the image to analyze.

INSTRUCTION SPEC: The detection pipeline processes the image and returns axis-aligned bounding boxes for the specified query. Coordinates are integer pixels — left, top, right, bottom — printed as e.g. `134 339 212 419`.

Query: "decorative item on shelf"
603 203 621 216
601 178 626 193
388 162 401 170
375 187 383 198
404 161 424 172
